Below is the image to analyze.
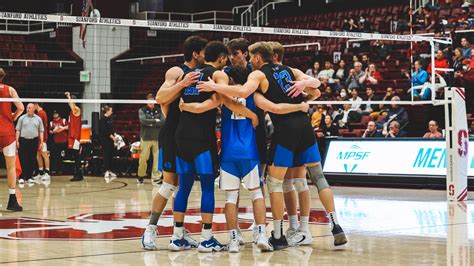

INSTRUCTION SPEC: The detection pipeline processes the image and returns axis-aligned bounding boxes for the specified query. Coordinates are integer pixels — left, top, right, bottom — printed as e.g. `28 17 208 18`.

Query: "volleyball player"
65 92 83 182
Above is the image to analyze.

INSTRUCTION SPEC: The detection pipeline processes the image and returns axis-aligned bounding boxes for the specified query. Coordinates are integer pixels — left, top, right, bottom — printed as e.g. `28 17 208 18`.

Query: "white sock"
289 215 298 230
230 229 238 240
299 216 309 231
173 226 184 238
9 188 15 195
329 212 339 230
257 224 266 236
202 228 212 240
273 220 283 239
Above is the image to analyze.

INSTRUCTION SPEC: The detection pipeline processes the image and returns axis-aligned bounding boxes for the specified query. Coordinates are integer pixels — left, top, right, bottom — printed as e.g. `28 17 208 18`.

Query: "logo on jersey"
0 207 328 240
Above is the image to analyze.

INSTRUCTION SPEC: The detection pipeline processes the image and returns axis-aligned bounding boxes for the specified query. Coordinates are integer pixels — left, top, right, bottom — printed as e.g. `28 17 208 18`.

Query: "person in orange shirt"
0 68 24 211
64 92 83 182
427 50 449 75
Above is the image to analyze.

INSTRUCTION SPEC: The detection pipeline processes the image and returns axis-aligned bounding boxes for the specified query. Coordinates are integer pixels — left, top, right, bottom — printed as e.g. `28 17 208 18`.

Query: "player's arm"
197 70 262 99
254 92 308 114
179 94 222 114
155 67 199 104
219 93 258 128
65 92 81 116
287 68 322 100
9 87 24 121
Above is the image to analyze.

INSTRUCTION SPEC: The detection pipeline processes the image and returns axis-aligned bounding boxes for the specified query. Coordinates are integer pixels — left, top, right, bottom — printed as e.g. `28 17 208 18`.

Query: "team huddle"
141 36 347 253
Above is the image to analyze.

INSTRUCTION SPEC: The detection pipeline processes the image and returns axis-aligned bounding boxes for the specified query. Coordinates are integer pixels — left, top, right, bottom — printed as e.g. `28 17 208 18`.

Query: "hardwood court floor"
0 176 472 265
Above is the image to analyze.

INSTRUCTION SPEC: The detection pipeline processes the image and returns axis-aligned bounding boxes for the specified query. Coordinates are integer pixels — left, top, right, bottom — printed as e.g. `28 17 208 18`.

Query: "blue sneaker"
197 236 226 253
169 235 192 251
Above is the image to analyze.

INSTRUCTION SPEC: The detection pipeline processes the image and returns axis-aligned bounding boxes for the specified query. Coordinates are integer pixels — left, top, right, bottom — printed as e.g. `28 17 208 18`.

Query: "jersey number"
184 72 204 95
231 97 247 120
273 70 292 93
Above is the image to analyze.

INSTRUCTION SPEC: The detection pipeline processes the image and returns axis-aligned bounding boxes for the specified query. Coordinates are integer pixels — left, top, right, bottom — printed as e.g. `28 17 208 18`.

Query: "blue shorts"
220 160 261 190
176 150 215 175
272 143 321 168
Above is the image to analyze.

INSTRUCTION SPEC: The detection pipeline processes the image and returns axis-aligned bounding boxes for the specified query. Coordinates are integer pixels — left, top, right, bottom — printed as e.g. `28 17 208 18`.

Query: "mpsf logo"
336 144 370 173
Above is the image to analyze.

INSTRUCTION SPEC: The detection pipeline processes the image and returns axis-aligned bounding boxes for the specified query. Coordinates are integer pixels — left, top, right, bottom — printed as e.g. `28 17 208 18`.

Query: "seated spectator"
348 18 359 32
453 48 465 72
456 7 470 29
423 120 443 139
373 40 392 60
361 63 383 86
334 104 360 128
320 87 335 101
342 19 350 31
345 62 365 90
361 87 380 116
362 121 383 138
349 88 362 111
361 54 370 70
386 121 407 138
461 38 472 59
317 115 339 138
383 96 409 129
427 50 449 75
333 59 348 82
305 61 320 78
311 105 325 128
379 87 395 112
409 73 446 101
358 15 372 33
406 60 428 86
318 61 335 80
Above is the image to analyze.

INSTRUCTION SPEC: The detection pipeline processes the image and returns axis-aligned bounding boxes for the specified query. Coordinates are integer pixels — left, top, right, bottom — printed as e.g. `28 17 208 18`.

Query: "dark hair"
34 102 43 107
248 42 273 63
183 36 208 62
101 105 112 115
227 38 249 54
204 41 230 62
146 93 154 100
229 66 248 85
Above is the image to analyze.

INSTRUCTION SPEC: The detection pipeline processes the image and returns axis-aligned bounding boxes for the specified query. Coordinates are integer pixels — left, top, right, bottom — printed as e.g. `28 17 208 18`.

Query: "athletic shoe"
137 177 144 184
332 224 348 246
227 238 240 253
268 231 288 251
141 224 157 250
70 174 84 182
285 227 298 239
18 179 25 185
197 236 226 253
253 226 259 244
169 235 192 251
287 229 313 247
33 174 43 181
109 171 117 182
255 234 273 252
184 230 199 248
27 179 35 187
7 194 23 212
41 172 50 182
237 228 244 245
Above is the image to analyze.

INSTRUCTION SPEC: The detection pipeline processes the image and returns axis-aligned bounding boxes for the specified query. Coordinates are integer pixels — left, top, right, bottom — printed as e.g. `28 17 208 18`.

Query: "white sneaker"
285 227 298 239
169 234 192 251
18 179 25 185
141 224 157 250
228 238 240 253
255 234 273 252
41 173 50 182
253 226 259 244
184 230 199 248
27 179 35 187
287 229 313 247
104 171 110 183
33 174 43 181
236 228 244 245
109 171 117 182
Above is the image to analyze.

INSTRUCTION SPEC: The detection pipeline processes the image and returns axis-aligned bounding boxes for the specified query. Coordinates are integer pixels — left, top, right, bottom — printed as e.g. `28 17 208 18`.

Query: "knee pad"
282 179 295 193
158 182 177 199
266 176 283 193
225 190 239 205
250 188 263 201
293 178 309 193
307 164 330 192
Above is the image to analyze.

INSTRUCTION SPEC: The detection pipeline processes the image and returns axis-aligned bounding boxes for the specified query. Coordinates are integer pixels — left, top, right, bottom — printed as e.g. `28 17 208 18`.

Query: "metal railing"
0 20 56 35
256 0 293 27
0 58 77 67
116 41 320 64
135 10 233 25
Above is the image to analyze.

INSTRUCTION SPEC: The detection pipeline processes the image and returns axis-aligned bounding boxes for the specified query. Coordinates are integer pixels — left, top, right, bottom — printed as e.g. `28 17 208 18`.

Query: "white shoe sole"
169 244 191 252
257 241 273 252
197 245 225 253
141 236 156 250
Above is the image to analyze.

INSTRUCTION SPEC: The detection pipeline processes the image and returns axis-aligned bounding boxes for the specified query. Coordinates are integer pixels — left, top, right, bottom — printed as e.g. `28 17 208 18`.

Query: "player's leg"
220 161 242 253
40 144 50 181
35 150 44 180
283 167 298 238
287 166 312 246
4 140 22 211
137 139 151 184
170 171 195 251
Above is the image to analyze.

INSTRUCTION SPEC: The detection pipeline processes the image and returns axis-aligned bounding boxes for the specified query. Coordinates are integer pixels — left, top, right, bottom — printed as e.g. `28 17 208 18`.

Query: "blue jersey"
220 93 259 162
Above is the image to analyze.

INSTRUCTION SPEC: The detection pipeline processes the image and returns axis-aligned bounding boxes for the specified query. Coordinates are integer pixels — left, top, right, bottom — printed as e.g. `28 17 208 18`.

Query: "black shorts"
256 125 268 164
158 126 177 173
267 115 320 167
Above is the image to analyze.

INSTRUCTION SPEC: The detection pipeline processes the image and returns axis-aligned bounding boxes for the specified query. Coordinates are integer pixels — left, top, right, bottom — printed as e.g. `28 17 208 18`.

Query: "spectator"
318 61 335 80
33 103 50 182
318 115 339 138
137 94 164 185
348 18 359 31
349 88 362 111
345 62 365 90
383 96 409 130
49 110 68 174
460 38 472 59
362 121 383 138
456 7 470 29
452 47 465 72
358 15 372 32
334 104 360 128
406 60 428 86
99 105 117 182
386 121 407 138
361 63 383 86
361 87 380 116
349 55 360 69
342 19 350 31
427 50 449 75
379 87 395 111
16 103 44 185
337 88 349 101
333 59 348 81
361 54 370 70
423 120 443 139
409 73 447 101
373 40 392 60
320 87 335 101
311 105 325 128
305 61 320 78
454 57 474 113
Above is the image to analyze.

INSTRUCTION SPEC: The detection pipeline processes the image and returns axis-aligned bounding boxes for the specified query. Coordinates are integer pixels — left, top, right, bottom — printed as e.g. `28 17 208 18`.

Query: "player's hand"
197 77 217 92
38 142 43 151
179 72 200 88
178 98 185 112
250 114 259 129
16 142 19 149
65 92 70 98
286 80 306 98
300 102 309 113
